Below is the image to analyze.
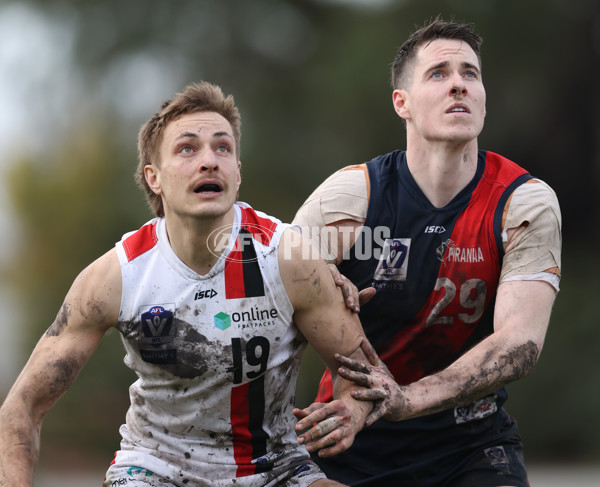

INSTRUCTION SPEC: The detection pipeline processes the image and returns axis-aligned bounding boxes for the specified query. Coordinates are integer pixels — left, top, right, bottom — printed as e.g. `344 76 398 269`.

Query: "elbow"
510 339 540 381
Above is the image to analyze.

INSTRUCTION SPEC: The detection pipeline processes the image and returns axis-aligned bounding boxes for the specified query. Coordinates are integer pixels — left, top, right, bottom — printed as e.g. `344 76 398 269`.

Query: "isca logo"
214 312 231 330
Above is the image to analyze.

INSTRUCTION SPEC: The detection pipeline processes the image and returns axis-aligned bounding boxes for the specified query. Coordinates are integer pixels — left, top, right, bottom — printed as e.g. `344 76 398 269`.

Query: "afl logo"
149 306 165 315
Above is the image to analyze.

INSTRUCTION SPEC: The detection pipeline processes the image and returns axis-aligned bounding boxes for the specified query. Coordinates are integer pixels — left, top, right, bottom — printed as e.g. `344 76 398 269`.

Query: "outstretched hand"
328 264 376 313
293 400 358 458
335 338 407 426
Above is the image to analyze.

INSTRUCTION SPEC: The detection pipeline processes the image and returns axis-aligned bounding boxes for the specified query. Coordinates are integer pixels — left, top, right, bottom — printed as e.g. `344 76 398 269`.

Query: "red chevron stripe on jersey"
224 206 275 299
224 243 246 299
238 205 277 246
122 221 158 262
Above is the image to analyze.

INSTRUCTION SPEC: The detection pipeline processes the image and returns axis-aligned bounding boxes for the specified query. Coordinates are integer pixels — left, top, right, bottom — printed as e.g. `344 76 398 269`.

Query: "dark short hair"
136 81 241 217
391 17 482 90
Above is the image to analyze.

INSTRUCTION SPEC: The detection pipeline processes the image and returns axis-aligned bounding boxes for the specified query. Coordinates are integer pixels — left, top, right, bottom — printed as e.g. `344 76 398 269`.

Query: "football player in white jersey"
0 82 373 486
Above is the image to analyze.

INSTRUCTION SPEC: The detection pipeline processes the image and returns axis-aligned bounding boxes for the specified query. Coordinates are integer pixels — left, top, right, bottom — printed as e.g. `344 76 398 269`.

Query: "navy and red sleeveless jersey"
316 150 530 429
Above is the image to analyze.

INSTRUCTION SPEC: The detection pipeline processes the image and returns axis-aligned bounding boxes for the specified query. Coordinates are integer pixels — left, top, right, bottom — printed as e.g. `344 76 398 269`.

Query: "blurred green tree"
4 121 145 469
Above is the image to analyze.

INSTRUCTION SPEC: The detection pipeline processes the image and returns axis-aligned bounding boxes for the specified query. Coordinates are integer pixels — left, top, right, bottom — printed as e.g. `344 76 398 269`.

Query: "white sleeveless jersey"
108 203 324 486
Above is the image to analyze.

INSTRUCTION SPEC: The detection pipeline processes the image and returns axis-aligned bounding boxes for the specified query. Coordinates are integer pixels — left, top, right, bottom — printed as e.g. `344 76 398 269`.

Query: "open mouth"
194 183 222 193
447 105 469 114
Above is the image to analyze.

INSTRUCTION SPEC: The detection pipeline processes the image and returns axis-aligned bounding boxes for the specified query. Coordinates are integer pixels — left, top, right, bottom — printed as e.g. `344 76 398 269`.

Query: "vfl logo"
138 304 177 365
372 238 411 282
141 306 174 345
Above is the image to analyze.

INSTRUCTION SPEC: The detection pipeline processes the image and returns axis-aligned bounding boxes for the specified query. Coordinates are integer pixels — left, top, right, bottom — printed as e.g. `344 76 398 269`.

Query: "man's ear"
392 89 410 121
144 165 162 195
236 160 242 191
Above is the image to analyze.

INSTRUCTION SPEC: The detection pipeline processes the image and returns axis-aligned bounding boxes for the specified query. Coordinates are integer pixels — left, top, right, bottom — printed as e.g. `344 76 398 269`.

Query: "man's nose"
450 74 467 96
199 148 218 171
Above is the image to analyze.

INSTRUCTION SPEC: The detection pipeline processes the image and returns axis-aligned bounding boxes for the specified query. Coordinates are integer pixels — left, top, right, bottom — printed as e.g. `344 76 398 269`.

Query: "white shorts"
103 451 327 487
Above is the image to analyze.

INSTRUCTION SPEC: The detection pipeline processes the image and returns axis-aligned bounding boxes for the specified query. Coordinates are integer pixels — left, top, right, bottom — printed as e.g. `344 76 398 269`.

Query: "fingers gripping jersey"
110 203 323 486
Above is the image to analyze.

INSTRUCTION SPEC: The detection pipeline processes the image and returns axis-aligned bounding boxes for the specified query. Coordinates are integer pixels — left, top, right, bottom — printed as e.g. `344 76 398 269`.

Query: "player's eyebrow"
422 61 448 79
424 60 481 77
462 61 481 74
174 130 234 142
175 130 233 140
427 61 449 72
174 131 199 141
213 131 234 140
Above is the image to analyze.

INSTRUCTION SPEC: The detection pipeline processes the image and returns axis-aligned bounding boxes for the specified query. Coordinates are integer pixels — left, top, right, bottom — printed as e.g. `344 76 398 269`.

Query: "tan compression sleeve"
500 179 562 286
292 165 369 263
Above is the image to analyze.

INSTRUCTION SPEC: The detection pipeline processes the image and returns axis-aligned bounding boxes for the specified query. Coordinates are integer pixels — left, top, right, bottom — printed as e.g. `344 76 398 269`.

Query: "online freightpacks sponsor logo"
214 306 279 330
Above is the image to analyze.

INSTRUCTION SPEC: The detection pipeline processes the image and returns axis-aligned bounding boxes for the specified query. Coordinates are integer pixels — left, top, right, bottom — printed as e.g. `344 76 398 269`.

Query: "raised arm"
0 249 121 486
277 228 372 457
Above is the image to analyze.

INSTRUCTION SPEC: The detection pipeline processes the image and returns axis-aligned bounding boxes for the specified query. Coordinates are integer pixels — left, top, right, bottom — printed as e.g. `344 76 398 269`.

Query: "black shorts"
316 411 529 487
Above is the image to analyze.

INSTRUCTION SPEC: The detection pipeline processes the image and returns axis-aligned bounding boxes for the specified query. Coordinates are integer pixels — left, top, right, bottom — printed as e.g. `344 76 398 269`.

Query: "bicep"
280 235 364 371
13 323 104 419
7 249 120 418
501 180 562 281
